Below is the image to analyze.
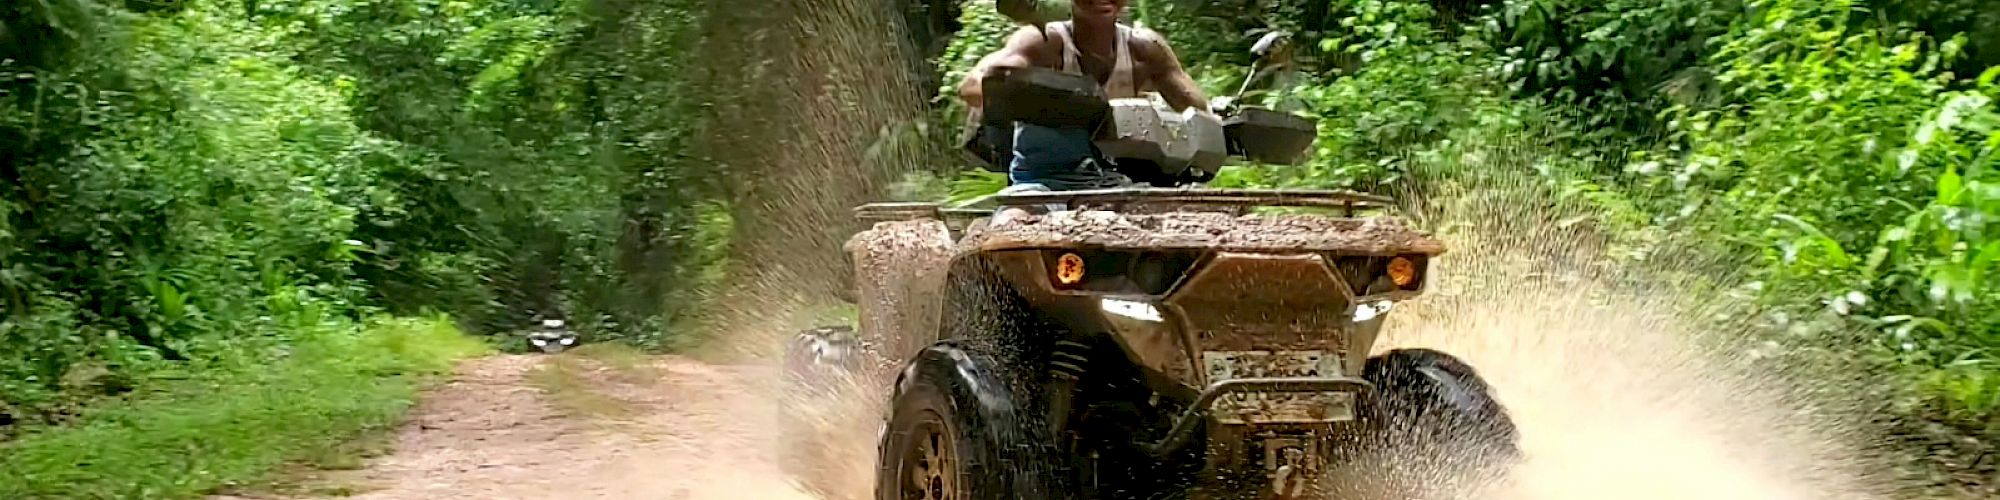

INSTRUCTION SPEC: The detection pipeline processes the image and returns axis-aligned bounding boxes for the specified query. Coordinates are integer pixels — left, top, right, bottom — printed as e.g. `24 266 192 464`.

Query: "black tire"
1362 348 1518 456
1328 348 1519 499
876 342 1068 500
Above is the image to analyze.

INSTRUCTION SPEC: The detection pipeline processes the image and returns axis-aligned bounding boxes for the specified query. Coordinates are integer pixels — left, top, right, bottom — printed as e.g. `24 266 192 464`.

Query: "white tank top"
1046 21 1139 99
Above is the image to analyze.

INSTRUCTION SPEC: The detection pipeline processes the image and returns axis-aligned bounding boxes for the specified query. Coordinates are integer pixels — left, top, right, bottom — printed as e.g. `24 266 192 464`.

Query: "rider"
957 0 1213 193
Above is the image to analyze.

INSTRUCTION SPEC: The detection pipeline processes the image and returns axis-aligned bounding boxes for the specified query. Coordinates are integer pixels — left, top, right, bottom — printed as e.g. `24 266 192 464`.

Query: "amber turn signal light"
1055 252 1086 286
1387 256 1418 288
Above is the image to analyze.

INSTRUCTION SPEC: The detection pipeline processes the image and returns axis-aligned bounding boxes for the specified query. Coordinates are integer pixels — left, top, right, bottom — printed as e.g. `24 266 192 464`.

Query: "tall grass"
0 316 487 500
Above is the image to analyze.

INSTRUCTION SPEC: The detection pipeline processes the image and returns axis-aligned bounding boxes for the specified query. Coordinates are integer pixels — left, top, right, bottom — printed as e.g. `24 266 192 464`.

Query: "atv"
782 36 1519 500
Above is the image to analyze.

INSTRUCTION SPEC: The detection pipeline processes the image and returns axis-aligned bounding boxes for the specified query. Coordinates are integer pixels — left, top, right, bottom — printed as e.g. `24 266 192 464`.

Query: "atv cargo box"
961 66 1109 171
1224 106 1316 165
1097 97 1229 177
978 66 1108 129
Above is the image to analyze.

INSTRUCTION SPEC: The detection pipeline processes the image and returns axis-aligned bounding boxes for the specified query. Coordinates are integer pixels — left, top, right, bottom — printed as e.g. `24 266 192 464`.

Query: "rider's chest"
1069 44 1153 90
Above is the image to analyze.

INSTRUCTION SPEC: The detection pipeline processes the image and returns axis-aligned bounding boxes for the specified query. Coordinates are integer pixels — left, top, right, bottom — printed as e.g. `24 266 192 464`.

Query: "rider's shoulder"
1127 25 1168 43
1009 24 1070 49
1005 24 1050 42
1128 26 1178 52
1125 26 1177 58
1003 25 1064 62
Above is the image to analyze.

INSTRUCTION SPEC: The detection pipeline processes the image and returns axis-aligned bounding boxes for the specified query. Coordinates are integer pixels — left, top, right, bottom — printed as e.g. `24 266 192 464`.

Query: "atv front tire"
1363 347 1518 458
1327 348 1520 499
876 342 1067 500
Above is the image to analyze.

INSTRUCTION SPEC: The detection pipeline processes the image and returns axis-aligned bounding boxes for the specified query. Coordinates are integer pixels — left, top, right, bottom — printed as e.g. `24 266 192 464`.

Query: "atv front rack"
852 202 990 225
850 188 1397 236
996 187 1393 216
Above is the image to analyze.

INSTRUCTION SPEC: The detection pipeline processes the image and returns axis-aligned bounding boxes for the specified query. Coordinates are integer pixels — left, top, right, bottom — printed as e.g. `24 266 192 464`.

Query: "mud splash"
1371 158 1899 500
690 0 947 357
1380 253 1890 500
775 368 886 500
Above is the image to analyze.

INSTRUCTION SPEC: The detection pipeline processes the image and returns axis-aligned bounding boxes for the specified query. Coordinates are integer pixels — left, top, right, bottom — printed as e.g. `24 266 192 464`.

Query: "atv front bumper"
1146 376 1373 458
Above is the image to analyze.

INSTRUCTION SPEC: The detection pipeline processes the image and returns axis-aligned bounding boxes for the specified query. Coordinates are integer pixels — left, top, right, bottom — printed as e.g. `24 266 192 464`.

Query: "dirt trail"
237 353 818 500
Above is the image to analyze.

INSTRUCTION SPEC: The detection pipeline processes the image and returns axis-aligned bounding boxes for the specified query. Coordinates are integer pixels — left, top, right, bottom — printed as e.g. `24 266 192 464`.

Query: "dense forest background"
1 0 1997 497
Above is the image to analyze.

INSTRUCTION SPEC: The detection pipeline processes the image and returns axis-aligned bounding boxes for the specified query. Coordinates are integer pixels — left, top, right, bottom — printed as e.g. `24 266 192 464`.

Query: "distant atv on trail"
781 38 1519 500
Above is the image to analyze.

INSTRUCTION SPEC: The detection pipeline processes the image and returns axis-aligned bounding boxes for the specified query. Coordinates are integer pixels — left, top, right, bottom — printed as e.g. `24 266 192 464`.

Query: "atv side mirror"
1221 31 1314 166
1251 31 1289 57
1231 31 1293 105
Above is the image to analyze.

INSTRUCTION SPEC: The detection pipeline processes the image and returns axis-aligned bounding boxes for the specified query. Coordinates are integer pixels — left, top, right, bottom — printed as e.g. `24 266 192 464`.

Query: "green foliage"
1267 0 1568 189
0 316 485 500
936 0 1015 125
1 0 406 419
0 0 725 430
1489 0 1743 133
1871 0 2000 75
946 169 1009 205
247 0 719 338
1626 0 2000 426
1136 0 1328 71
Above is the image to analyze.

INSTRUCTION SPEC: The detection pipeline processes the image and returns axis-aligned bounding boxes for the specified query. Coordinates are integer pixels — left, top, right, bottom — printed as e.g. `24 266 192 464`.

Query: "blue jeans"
1008 123 1128 191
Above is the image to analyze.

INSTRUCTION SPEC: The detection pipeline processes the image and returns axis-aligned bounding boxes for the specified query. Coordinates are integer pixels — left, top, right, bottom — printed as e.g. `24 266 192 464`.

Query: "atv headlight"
1055 252 1087 287
1044 250 1202 296
1101 298 1163 322
1330 254 1429 295
1388 256 1418 288
1352 300 1395 322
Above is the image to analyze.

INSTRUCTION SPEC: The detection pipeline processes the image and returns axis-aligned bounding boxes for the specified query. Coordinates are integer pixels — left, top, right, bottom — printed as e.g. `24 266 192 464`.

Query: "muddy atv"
782 66 1519 500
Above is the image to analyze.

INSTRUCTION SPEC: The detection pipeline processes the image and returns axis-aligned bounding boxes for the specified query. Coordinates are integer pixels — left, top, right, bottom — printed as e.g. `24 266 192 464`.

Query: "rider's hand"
1208 96 1234 115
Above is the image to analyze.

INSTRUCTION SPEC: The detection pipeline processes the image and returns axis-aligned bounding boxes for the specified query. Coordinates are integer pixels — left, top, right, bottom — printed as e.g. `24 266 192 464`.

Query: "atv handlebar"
996 187 1389 215
963 66 1318 184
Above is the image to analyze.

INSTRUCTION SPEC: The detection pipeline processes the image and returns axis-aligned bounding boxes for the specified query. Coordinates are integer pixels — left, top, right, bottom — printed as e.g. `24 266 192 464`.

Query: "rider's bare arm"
957 26 1053 112
1132 28 1210 114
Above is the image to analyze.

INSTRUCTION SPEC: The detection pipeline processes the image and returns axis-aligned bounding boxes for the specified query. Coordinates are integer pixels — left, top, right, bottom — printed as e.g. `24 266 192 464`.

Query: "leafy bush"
1486 0 1744 133
1 0 730 426
1 0 408 420
1639 0 2000 424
